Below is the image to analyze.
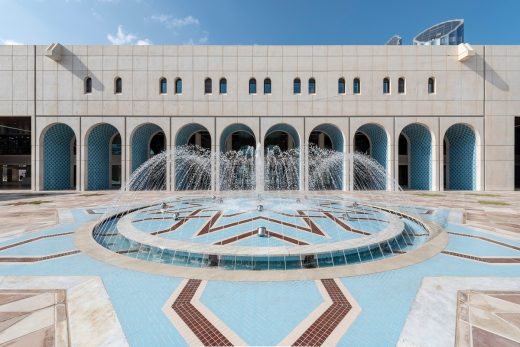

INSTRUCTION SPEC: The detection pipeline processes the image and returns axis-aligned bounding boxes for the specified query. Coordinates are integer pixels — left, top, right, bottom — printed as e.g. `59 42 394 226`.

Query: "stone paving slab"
398 277 520 347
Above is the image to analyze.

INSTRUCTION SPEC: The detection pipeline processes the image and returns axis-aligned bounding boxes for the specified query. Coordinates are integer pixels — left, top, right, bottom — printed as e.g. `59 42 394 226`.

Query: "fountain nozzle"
257 226 267 237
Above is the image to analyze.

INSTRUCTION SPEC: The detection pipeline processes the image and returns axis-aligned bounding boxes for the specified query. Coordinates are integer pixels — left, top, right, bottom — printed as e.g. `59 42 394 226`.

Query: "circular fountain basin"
91 195 436 273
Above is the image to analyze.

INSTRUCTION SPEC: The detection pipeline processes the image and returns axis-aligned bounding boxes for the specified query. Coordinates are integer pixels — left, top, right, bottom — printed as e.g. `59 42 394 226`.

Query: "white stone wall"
1 44 519 190
33 44 485 118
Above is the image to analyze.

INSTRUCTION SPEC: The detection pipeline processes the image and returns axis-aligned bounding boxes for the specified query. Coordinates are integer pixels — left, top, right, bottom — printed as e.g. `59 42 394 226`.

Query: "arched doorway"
308 124 344 190
130 123 166 190
175 124 212 191
444 123 477 190
353 123 387 190
42 123 76 190
219 124 256 191
399 123 432 190
86 123 121 190
264 124 300 191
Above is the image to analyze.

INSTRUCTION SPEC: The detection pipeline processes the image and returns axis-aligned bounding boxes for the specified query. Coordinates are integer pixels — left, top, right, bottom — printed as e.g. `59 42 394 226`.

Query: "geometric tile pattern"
164 278 360 347
87 123 119 190
445 123 476 190
131 123 162 173
401 123 432 190
0 277 128 347
311 124 344 152
136 200 378 247
291 279 356 346
357 123 388 171
171 280 234 346
43 123 75 190
0 289 69 346
355 123 388 190
455 290 520 346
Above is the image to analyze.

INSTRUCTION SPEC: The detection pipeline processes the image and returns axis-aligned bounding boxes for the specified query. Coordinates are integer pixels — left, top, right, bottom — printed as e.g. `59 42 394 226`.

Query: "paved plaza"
0 190 518 346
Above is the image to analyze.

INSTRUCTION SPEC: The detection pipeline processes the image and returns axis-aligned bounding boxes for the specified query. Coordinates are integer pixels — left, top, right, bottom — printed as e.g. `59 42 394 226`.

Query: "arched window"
84 77 92 94
249 78 257 94
264 78 271 94
159 77 167 94
428 77 435 94
398 77 405 94
175 78 182 94
204 78 212 94
219 78 227 94
383 77 390 94
114 77 122 94
338 78 345 94
353 78 361 94
308 78 316 94
293 78 301 94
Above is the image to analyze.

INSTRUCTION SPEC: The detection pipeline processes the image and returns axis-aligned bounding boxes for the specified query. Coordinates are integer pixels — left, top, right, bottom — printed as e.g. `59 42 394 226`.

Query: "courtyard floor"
0 190 519 346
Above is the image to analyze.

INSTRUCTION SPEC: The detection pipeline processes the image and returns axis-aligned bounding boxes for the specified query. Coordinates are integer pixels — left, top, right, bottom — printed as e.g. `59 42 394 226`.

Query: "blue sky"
0 0 518 46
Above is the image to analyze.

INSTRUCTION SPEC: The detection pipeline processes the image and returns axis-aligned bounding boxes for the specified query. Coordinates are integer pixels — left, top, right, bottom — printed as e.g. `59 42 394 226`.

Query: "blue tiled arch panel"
87 124 119 190
131 124 162 173
402 124 432 190
357 124 387 170
176 123 210 147
265 124 301 148
219 124 256 151
311 124 344 152
43 123 75 190
445 123 476 190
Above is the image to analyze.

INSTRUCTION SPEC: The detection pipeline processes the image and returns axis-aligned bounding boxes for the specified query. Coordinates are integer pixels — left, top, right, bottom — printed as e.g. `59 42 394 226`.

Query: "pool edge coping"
75 219 448 282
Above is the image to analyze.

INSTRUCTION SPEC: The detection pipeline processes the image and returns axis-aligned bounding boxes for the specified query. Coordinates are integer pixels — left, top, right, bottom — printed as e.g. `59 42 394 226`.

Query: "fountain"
90 142 441 278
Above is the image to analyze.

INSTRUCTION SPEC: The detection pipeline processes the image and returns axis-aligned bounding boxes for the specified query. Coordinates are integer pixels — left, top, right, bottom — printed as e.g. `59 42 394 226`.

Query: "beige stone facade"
0 44 518 191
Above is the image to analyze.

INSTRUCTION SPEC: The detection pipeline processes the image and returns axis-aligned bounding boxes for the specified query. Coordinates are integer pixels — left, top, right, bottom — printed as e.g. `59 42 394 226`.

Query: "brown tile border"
214 230 309 246
171 279 233 346
447 231 520 252
441 250 520 264
152 209 203 235
0 250 81 263
292 279 353 346
0 231 74 252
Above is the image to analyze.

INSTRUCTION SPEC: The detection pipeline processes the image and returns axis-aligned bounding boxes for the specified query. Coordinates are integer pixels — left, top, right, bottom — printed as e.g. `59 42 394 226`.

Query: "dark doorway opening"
0 117 31 189
515 117 520 190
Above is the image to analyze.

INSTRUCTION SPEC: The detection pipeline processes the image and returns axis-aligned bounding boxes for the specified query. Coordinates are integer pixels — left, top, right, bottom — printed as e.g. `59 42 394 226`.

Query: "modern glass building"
413 19 464 45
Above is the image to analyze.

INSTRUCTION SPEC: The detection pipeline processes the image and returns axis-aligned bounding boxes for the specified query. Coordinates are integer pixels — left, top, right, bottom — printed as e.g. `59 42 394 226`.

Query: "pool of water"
93 195 432 271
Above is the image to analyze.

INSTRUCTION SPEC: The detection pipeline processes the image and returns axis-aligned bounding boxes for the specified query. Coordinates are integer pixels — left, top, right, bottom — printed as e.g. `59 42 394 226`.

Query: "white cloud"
171 15 199 29
1 39 23 45
107 25 152 45
150 14 200 29
136 39 152 46
149 14 207 44
150 14 171 24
